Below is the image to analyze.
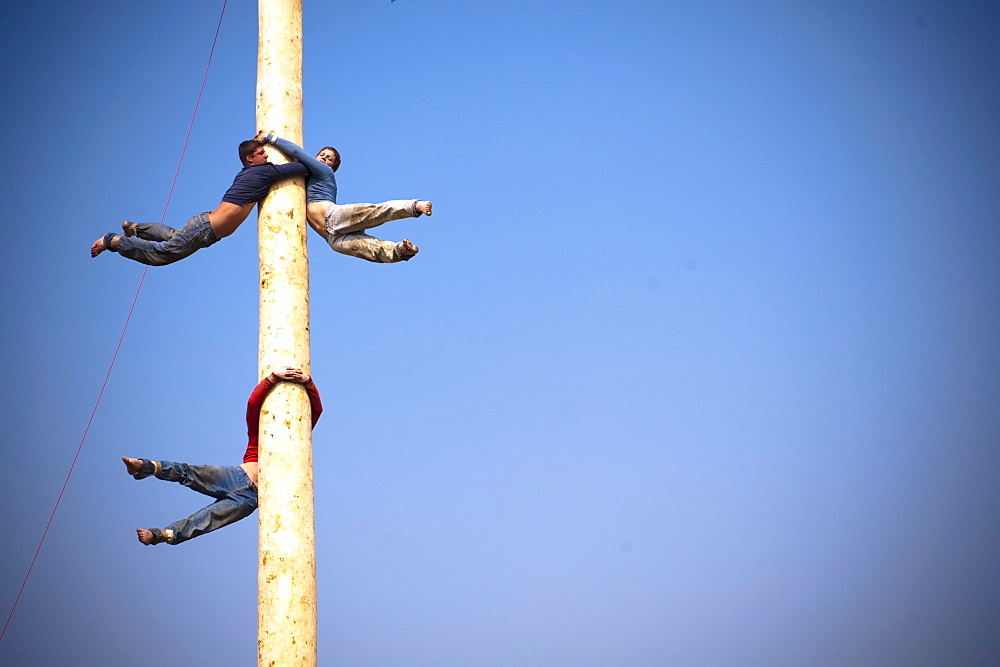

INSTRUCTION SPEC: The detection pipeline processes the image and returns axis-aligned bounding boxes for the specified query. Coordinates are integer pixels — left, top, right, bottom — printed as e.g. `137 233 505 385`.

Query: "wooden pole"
255 1 315 665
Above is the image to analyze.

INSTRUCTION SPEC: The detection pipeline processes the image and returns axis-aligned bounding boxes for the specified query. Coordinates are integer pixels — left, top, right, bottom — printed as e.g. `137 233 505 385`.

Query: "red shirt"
243 376 323 463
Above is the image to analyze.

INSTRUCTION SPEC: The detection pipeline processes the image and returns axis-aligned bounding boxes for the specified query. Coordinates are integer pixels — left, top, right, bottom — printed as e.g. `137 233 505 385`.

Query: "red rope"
0 0 230 642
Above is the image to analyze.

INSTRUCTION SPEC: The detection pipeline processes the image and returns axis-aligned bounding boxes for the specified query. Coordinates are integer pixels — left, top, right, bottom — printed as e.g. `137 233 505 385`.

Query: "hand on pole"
269 366 311 384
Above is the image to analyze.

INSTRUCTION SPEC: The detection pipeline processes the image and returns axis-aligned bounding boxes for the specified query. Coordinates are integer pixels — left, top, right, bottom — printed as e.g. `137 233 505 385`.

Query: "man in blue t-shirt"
90 139 308 266
255 130 432 263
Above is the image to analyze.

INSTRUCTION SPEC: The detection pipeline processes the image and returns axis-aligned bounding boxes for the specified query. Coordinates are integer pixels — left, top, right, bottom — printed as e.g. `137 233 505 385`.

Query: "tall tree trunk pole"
255 0 315 665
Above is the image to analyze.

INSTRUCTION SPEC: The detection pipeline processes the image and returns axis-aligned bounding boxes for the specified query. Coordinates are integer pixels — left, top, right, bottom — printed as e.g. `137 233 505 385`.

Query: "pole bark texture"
256 0 315 665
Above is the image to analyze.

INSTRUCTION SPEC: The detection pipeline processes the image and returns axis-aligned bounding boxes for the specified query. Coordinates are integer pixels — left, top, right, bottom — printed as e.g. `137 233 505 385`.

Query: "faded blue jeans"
114 212 218 266
324 199 421 263
136 460 257 545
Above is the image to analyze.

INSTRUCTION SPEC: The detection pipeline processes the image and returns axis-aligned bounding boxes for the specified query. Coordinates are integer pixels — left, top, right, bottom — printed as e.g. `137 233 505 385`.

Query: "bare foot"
91 236 107 257
121 221 136 237
416 200 432 216
91 234 118 257
136 528 156 546
122 457 142 475
400 239 419 258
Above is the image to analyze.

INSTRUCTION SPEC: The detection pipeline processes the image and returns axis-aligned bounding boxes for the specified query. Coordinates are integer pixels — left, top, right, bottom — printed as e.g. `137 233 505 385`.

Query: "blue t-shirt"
269 135 338 205
221 161 309 205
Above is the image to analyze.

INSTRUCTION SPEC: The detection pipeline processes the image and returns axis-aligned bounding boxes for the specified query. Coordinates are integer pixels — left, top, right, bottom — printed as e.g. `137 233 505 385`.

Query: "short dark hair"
320 146 341 172
239 139 264 166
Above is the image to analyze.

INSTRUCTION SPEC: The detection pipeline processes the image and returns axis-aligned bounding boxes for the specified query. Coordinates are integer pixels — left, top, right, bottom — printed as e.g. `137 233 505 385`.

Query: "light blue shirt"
268 134 337 204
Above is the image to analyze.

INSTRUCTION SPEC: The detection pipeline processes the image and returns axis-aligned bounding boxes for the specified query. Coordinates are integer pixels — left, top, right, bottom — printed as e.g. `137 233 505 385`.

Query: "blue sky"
1 1 998 664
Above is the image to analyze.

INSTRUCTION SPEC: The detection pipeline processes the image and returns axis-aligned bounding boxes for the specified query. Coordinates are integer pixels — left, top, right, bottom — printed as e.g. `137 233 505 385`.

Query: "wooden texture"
255 0 315 665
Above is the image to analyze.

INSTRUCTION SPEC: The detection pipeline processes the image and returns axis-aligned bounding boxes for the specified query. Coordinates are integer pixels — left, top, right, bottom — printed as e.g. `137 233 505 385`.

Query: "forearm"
268 135 329 178
305 381 323 425
246 376 279 429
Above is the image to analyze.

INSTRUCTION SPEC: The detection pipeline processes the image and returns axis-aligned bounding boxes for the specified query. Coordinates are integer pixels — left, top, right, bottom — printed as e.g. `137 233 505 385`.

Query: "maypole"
255 0 316 664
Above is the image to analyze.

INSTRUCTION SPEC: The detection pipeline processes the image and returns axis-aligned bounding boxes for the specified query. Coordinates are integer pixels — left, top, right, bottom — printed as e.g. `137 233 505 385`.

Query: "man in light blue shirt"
256 131 432 263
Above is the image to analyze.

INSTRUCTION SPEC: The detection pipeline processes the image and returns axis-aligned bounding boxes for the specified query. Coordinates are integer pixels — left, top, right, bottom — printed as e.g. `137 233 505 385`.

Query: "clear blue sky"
1 1 998 664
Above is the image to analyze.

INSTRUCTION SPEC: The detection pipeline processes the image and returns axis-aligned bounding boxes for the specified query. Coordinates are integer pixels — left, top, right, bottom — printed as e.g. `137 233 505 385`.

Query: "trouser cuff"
149 528 173 545
132 459 161 480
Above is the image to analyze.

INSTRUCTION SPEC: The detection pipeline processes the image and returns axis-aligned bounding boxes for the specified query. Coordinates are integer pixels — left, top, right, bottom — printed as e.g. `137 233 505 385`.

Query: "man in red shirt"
122 366 322 546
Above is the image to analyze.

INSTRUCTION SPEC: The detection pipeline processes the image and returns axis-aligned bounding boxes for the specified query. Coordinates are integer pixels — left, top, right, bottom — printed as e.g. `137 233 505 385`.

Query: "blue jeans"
142 460 258 545
115 212 218 266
